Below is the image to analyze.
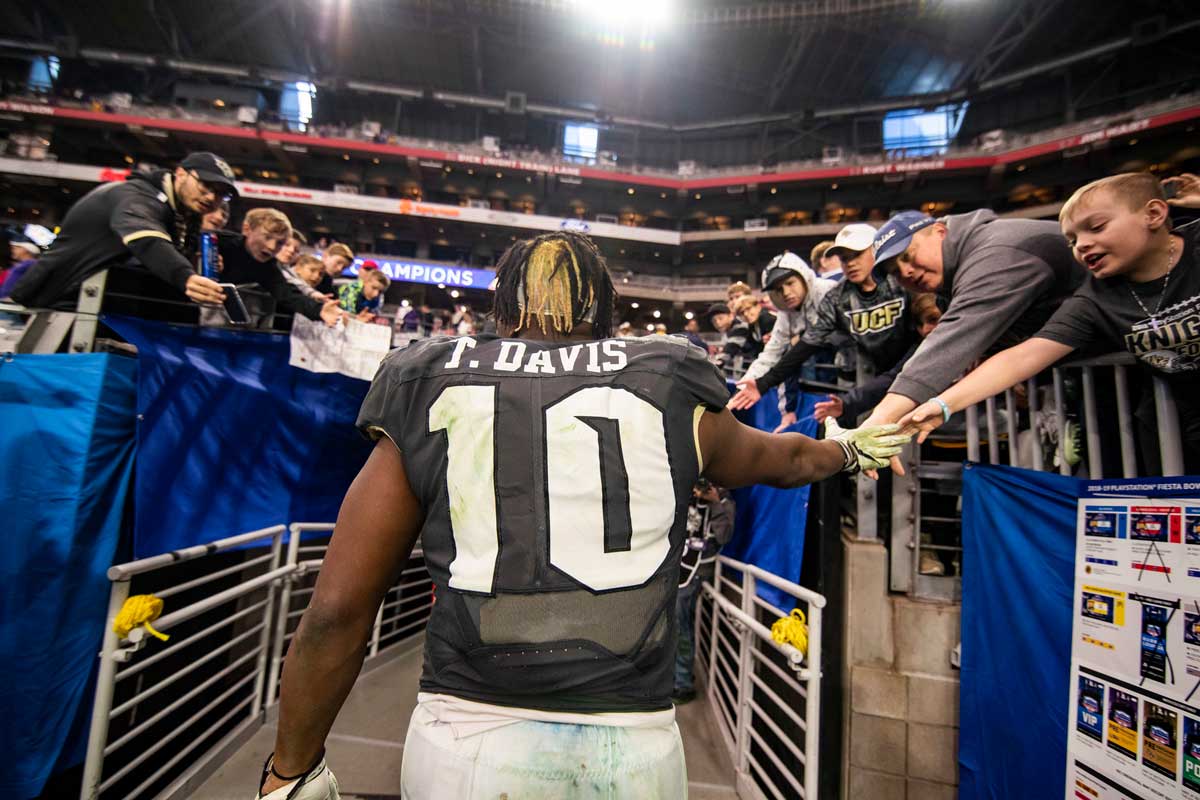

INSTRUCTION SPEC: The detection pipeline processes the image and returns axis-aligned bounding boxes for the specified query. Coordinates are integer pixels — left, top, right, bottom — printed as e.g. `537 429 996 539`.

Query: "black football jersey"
356 333 729 712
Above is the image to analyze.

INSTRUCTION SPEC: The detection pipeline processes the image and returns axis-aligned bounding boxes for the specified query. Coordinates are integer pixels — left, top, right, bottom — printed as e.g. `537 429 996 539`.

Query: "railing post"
1081 366 1103 479
706 560 722 700
734 572 756 777
1152 375 1185 476
1004 387 1019 467
68 269 108 354
266 524 304 706
1053 368 1071 476
80 579 131 800
1027 378 1044 471
369 602 383 658
1113 365 1137 478
965 404 981 463
251 529 285 718
890 440 916 594
984 395 999 464
804 601 823 800
911 442 925 595
854 473 877 541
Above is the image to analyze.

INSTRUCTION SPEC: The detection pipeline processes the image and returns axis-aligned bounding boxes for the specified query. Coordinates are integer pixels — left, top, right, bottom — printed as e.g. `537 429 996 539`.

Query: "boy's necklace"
1128 238 1177 330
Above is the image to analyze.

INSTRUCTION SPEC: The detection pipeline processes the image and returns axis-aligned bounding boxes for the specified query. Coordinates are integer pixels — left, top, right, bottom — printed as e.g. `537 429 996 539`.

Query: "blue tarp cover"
105 316 373 557
958 465 1200 800
726 392 818 609
958 463 1079 800
0 354 137 799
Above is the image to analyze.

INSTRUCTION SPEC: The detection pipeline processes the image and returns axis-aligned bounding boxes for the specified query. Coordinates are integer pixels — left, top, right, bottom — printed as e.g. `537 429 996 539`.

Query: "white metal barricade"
80 525 288 800
695 555 826 800
79 522 433 800
891 352 1188 599
268 523 432 705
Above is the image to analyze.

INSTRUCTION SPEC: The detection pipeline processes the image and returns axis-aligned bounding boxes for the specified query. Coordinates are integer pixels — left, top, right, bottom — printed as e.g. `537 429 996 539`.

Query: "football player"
256 231 909 799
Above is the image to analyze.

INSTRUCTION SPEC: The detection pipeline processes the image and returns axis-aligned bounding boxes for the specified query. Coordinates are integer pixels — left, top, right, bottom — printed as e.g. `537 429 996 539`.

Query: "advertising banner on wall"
1066 495 1200 799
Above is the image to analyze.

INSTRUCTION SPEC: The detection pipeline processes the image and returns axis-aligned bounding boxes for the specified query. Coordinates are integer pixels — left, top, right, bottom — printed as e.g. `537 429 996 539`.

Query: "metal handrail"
696 555 824 800
106 525 285 580
80 521 435 800
81 525 288 800
893 350 1187 599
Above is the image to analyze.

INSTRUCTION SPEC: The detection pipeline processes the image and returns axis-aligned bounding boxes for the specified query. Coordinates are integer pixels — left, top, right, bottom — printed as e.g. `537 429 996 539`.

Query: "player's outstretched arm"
259 439 424 797
698 407 910 489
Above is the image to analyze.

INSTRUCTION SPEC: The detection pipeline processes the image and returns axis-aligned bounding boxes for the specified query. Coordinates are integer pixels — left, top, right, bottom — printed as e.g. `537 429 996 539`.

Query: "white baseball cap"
827 223 877 258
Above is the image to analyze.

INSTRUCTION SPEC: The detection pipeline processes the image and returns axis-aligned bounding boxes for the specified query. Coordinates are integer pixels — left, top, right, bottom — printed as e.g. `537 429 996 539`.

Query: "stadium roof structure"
0 0 1196 129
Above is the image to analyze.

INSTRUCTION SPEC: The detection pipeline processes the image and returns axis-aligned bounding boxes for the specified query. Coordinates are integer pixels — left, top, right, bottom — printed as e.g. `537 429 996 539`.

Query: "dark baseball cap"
872 211 937 272
760 251 809 291
704 302 730 319
180 152 238 197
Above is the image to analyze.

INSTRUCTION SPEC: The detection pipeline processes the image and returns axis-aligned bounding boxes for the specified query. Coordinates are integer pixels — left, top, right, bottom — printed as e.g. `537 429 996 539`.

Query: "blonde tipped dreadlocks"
492 231 616 338
519 238 595 334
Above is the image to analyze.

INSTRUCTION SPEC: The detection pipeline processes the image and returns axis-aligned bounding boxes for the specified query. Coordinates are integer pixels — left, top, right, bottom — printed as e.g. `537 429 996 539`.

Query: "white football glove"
824 418 911 474
256 755 340 800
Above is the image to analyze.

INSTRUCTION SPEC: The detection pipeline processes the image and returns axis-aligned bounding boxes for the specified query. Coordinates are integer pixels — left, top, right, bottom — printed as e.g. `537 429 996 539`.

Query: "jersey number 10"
428 384 678 593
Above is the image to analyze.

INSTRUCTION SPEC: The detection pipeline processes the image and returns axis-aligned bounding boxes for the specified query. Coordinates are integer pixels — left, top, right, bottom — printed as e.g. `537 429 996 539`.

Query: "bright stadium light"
572 0 671 27
652 309 662 319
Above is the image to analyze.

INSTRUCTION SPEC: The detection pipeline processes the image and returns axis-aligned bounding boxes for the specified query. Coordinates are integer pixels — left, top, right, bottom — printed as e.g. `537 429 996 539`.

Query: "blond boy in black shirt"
901 172 1200 470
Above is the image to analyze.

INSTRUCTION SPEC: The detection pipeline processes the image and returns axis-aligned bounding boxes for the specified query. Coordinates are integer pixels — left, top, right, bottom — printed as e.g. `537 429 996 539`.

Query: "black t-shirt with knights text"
1037 220 1200 440
356 334 730 712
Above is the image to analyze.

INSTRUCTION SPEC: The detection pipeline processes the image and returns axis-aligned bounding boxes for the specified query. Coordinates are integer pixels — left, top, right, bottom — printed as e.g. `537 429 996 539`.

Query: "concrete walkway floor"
192 643 737 799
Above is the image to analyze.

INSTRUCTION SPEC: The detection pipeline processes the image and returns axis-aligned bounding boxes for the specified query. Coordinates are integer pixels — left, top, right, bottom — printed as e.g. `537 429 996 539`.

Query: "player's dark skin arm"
261 439 423 795
698 406 845 489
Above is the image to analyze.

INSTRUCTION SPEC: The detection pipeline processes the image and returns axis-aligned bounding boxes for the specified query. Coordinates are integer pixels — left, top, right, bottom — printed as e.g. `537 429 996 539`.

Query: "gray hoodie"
743 255 837 382
889 209 1085 404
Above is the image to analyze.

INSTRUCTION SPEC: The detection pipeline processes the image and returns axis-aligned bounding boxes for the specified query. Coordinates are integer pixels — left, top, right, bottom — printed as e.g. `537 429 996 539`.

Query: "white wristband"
930 396 952 423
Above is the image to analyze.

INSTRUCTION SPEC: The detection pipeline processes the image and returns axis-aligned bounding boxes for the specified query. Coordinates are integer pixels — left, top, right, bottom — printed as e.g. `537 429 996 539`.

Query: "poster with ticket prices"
1067 496 1200 800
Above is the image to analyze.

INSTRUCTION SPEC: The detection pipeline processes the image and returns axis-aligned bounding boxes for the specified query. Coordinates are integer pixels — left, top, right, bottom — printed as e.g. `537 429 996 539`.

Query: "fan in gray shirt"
860 209 1086 428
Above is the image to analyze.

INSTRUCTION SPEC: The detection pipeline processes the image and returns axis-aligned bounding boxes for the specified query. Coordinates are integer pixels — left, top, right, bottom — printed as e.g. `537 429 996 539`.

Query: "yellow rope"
770 608 808 656
113 594 170 641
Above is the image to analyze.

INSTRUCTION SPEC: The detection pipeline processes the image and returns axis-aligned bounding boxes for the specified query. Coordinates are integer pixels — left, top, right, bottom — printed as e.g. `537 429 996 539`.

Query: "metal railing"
267 523 433 705
695 555 826 800
890 352 1187 599
79 522 433 800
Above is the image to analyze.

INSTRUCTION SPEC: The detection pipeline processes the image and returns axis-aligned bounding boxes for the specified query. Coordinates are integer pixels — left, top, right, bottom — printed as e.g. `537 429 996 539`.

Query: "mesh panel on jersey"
477 572 674 655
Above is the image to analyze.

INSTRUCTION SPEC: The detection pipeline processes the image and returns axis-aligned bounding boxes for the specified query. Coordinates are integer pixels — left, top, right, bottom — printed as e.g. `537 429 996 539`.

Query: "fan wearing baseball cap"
728 251 837 404
856 207 1085 446
901 173 1200 472
9 151 238 311
729 223 917 429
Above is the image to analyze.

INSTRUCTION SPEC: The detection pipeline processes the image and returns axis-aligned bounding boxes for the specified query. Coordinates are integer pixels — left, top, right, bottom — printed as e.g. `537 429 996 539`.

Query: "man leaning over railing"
8 152 236 311
854 206 1088 473
901 173 1200 474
